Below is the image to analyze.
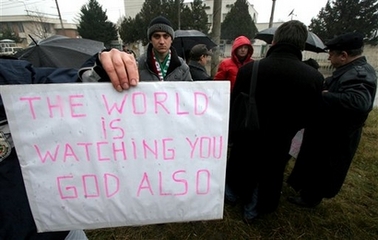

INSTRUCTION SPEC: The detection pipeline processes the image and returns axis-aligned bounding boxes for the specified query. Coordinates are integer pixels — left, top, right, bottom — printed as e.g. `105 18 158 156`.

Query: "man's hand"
100 48 139 92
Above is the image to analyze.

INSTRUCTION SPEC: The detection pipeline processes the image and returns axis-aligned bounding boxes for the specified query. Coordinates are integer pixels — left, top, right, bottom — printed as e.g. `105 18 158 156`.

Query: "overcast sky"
1 0 329 26
251 0 329 25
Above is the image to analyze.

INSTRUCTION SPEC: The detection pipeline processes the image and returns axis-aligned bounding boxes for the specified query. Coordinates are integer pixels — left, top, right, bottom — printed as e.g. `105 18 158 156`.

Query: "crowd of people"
0 14 377 238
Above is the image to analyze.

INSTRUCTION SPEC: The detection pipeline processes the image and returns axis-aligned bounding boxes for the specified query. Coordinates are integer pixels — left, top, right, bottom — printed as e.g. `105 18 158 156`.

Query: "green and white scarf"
153 49 171 81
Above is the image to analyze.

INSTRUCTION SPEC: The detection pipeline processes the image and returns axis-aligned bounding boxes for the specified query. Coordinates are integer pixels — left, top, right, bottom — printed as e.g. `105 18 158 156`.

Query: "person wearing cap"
213 35 254 91
287 32 377 208
188 44 212 81
138 16 192 81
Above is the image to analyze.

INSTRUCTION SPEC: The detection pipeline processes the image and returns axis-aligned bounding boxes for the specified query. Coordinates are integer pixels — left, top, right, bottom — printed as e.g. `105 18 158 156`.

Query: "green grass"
86 108 378 239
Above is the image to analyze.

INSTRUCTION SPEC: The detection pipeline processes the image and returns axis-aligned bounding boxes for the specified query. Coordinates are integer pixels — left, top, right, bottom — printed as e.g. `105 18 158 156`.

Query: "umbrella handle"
28 34 38 45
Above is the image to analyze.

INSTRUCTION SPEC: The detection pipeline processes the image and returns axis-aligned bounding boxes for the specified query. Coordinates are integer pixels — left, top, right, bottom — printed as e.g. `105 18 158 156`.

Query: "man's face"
328 50 346 69
150 31 172 54
200 55 211 66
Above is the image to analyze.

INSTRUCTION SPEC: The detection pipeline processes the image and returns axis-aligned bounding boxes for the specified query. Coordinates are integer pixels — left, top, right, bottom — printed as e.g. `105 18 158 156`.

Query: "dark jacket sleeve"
77 52 111 82
322 64 377 113
0 58 73 239
0 58 78 121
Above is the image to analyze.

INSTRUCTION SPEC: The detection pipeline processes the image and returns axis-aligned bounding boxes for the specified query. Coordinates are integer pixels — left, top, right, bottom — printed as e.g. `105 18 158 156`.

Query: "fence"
303 45 378 74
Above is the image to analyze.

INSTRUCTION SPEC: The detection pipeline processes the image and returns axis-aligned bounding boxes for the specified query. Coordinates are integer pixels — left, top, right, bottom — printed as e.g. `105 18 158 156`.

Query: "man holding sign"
0 49 138 239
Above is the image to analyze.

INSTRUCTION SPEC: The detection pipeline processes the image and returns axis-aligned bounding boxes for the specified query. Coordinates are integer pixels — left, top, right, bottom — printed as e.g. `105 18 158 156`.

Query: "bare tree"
23 5 57 41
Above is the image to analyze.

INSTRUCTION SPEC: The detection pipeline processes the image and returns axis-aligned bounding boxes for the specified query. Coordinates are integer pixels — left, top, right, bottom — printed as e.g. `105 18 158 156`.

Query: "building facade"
0 15 79 48
123 0 143 19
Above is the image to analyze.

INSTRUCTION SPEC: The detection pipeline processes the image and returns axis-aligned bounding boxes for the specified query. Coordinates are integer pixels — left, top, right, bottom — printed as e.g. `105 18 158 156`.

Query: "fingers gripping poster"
0 81 230 232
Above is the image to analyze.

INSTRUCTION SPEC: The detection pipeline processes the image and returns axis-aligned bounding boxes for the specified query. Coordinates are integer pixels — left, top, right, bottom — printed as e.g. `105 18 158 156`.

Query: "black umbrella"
254 27 326 53
14 35 105 68
172 30 217 59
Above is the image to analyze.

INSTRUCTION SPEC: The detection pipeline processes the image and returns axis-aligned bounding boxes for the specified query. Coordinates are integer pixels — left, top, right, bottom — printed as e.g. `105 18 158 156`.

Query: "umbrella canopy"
254 27 326 53
14 35 105 68
172 30 217 59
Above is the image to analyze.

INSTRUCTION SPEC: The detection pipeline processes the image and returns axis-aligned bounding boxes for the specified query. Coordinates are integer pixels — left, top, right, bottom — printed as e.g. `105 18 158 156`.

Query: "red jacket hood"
231 35 254 64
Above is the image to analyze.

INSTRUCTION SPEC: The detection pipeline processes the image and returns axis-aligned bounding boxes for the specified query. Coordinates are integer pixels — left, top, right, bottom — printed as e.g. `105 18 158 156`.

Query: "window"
17 23 24 33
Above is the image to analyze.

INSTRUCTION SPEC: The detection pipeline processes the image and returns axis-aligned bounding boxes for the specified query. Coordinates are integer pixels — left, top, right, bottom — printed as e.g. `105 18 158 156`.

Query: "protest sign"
0 81 230 232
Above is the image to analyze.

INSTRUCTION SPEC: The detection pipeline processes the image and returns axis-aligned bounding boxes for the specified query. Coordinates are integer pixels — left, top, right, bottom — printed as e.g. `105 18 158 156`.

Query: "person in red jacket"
214 35 254 91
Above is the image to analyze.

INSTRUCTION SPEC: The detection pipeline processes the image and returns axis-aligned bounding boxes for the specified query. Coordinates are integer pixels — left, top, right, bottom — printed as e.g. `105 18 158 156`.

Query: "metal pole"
177 0 181 30
55 0 66 35
211 0 222 77
269 0 276 28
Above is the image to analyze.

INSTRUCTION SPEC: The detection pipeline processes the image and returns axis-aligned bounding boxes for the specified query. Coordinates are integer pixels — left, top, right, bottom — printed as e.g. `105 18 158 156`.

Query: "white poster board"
0 81 230 232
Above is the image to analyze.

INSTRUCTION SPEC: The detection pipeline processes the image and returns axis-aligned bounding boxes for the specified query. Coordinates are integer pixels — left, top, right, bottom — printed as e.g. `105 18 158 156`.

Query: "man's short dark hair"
273 20 308 51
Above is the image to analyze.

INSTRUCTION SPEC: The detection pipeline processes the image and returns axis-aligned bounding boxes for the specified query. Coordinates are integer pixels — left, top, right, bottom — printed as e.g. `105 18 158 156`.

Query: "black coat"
227 43 324 212
188 60 212 81
287 56 377 198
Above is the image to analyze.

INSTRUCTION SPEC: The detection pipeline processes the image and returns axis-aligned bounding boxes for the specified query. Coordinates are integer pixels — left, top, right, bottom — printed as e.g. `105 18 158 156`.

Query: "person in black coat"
188 44 213 81
225 20 324 223
287 32 377 207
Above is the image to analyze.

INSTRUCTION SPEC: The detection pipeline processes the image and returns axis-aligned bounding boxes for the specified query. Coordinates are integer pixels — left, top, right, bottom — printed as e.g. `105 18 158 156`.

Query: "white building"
0 15 79 48
123 0 143 19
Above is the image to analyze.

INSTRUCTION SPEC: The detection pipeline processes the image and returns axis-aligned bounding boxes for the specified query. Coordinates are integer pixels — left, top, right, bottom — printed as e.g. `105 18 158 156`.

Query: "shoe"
287 196 321 208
